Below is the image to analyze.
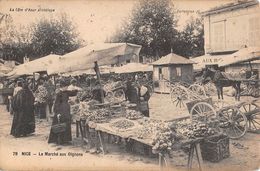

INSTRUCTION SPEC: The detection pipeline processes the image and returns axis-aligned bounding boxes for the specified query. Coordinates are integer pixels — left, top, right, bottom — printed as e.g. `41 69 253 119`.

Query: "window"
159 68 162 79
176 67 181 77
212 21 225 51
126 60 130 63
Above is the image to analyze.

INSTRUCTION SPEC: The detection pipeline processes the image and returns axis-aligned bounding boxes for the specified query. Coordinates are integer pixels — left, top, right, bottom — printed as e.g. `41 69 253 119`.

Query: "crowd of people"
4 72 153 146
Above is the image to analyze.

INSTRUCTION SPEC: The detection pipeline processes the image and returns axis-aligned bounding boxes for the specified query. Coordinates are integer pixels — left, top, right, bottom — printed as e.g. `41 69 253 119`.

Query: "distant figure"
48 79 78 145
67 79 82 91
13 81 23 96
138 84 151 117
10 81 35 138
125 78 139 104
92 81 106 103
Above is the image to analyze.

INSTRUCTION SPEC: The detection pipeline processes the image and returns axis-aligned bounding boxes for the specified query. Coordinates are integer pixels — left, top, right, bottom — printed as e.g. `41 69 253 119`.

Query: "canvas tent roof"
62 65 113 76
218 46 260 67
114 63 153 73
152 53 195 65
0 63 13 74
7 54 60 78
47 43 142 75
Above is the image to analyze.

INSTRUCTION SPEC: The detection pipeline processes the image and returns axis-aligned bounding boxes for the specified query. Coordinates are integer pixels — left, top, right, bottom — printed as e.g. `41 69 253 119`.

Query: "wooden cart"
189 98 260 139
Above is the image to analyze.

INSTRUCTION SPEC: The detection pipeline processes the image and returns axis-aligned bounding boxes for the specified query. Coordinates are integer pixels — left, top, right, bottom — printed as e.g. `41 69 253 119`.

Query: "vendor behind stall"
125 77 139 104
92 81 106 103
138 82 151 117
67 78 82 91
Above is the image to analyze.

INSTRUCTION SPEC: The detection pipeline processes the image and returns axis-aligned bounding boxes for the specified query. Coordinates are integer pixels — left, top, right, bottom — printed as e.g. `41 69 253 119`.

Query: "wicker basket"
51 123 67 134
200 134 230 162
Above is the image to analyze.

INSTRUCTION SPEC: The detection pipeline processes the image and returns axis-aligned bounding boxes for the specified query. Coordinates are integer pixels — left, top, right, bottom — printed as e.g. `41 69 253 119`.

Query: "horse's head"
201 68 215 83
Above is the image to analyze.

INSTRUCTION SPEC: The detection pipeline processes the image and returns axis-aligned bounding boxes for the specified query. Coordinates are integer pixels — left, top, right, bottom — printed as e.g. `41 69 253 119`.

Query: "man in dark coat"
10 82 35 137
48 79 78 144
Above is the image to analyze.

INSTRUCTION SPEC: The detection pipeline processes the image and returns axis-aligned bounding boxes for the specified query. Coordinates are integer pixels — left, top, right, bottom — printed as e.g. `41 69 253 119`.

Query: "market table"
92 117 205 171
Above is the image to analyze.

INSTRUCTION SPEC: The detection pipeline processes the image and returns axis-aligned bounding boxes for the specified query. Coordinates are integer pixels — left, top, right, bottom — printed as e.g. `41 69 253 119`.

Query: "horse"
202 68 241 101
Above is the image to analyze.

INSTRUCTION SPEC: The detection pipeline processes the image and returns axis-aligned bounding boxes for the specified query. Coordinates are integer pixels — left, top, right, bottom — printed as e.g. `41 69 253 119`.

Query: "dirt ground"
0 93 259 171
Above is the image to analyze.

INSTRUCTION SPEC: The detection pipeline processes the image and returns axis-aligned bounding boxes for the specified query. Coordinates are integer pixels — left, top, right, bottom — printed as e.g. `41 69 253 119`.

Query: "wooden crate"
200 134 230 162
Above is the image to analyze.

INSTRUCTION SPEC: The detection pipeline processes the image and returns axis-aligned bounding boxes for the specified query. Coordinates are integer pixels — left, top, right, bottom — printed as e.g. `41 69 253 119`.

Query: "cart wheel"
114 89 125 101
188 84 207 98
190 102 217 122
239 102 260 133
171 86 189 108
218 107 247 139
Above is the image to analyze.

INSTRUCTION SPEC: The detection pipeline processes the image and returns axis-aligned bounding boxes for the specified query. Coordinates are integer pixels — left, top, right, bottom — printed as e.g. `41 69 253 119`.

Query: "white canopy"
113 63 153 73
219 46 260 67
47 43 141 75
7 54 60 78
62 65 113 76
0 64 13 74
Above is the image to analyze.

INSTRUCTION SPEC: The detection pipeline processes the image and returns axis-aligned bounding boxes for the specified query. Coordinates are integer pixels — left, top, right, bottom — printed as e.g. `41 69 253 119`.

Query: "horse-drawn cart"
165 79 207 108
202 68 260 100
189 98 260 139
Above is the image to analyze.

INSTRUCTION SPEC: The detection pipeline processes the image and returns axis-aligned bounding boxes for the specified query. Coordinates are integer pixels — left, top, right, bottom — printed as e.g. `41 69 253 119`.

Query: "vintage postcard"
0 0 259 170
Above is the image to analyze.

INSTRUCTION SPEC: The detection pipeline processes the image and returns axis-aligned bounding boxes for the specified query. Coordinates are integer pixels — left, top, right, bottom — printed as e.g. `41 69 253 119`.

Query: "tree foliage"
169 17 204 58
0 13 83 62
0 13 31 63
111 0 178 61
31 13 83 58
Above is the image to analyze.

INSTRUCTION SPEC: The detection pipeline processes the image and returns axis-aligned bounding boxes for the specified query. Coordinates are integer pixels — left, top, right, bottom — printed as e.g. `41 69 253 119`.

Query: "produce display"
70 104 80 116
103 81 124 92
77 88 92 101
126 109 143 120
110 119 135 130
151 122 176 152
34 85 48 103
180 121 216 139
88 108 111 123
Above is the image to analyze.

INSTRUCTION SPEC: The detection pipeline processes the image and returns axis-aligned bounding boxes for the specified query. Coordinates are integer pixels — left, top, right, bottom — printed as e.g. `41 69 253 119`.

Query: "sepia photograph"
0 0 259 170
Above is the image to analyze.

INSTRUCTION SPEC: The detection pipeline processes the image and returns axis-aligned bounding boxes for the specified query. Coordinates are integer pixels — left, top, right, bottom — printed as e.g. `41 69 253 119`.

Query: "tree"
0 13 31 63
30 13 83 59
174 17 204 58
111 0 178 61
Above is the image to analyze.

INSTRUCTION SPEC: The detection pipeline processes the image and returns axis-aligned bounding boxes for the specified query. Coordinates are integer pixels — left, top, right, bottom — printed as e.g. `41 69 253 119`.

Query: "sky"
0 0 235 44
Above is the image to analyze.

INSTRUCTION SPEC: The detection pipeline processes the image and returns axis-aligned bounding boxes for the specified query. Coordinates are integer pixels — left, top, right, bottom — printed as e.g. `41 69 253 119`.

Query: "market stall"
47 43 142 75
70 97 229 170
6 54 61 79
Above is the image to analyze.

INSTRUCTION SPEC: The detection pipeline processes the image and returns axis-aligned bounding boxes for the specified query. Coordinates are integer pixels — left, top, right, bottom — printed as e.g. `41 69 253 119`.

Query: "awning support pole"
33 72 35 90
94 61 104 103
248 61 253 72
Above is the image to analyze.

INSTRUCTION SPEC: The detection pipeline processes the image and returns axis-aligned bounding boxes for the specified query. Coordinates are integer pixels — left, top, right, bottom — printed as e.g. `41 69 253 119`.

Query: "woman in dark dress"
138 84 151 117
48 80 78 144
11 82 35 137
125 78 139 104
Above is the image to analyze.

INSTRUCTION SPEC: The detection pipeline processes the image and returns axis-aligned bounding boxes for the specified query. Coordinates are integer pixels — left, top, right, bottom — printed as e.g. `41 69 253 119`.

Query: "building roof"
152 53 195 65
218 46 260 67
202 0 258 16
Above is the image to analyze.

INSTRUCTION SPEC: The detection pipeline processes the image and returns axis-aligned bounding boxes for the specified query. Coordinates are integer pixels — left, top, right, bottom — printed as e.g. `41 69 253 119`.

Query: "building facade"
203 0 260 54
